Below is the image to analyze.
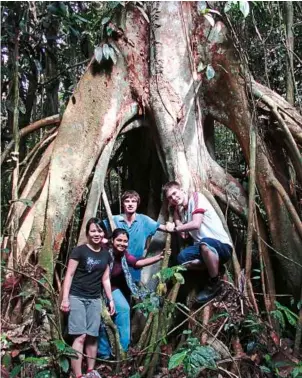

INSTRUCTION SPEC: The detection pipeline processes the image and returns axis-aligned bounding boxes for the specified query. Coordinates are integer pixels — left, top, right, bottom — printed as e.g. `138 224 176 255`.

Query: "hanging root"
201 304 212 345
101 300 124 366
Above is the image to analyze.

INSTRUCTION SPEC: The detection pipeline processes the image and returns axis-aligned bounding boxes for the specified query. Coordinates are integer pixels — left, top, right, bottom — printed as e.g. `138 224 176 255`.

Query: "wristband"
109 299 113 302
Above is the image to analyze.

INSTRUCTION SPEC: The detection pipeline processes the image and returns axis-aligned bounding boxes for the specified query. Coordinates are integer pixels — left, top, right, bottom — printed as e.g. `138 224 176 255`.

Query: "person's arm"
60 259 79 312
141 214 172 234
174 212 204 232
102 265 115 315
165 208 184 233
158 223 170 232
134 252 164 268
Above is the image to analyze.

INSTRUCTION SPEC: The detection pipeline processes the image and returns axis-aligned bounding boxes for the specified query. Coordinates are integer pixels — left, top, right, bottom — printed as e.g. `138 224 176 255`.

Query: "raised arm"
60 259 79 312
134 252 164 268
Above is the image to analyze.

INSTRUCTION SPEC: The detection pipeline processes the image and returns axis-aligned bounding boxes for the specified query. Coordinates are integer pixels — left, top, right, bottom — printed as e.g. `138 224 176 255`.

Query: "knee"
177 251 187 265
77 334 87 344
200 244 212 257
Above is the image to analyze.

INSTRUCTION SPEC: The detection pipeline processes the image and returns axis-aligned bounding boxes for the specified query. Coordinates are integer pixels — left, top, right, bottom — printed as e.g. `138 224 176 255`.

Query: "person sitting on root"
60 217 115 378
163 181 233 303
97 228 164 359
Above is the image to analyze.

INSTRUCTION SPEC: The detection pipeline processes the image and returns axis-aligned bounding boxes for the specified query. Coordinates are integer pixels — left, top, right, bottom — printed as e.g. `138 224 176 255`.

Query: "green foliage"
242 314 264 334
10 364 22 378
34 370 58 378
58 357 69 373
224 0 250 18
134 266 186 316
168 331 221 377
260 354 300 378
133 292 161 316
270 301 298 332
2 353 11 368
35 298 53 313
9 340 77 377
292 363 302 378
153 265 186 285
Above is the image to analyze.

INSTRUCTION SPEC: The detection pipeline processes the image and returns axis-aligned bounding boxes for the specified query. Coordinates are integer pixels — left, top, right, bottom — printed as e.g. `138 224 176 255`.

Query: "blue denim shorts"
177 237 232 266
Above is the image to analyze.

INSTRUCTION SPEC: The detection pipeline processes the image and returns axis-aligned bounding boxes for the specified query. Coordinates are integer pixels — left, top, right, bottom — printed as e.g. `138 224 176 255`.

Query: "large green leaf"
51 339 66 352
168 350 187 370
59 357 69 373
10 365 22 378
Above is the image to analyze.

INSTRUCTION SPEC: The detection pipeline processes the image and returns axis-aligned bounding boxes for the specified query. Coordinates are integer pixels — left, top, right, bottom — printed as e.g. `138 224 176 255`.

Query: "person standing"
98 228 164 358
163 181 233 303
105 190 168 282
60 218 115 378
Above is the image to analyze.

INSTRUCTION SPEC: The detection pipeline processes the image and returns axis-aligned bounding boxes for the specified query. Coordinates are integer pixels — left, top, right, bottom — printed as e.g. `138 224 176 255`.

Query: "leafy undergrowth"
2 282 301 378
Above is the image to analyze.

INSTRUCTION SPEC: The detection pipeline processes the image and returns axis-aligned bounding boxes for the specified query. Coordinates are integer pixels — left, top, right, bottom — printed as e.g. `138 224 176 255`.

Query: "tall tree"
1 2 302 376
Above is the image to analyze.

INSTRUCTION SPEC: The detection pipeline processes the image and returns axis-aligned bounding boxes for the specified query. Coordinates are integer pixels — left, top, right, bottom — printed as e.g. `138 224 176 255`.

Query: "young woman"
97 228 164 359
60 218 115 378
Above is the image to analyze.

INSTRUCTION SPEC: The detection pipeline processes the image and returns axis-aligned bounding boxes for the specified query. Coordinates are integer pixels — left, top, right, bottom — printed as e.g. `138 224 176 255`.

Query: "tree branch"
252 83 302 183
1 114 60 165
252 80 302 143
39 59 90 87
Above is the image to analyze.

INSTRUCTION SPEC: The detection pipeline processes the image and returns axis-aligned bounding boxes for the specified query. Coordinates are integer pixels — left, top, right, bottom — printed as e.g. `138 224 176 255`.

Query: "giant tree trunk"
3 2 302 346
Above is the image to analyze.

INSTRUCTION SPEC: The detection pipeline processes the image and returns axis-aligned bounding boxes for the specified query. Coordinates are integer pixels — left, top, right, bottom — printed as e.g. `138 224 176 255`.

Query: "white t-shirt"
176 192 232 247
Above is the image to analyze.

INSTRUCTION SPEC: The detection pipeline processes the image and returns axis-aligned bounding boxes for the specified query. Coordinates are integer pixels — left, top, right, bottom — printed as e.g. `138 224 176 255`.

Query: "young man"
163 181 232 303
105 190 168 282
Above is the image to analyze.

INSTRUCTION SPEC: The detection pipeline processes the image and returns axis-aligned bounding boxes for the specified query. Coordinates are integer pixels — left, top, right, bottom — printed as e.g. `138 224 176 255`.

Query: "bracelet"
108 299 113 302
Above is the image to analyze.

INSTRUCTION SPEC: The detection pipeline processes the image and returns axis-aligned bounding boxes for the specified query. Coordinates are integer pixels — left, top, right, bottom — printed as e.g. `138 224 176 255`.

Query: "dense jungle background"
1 1 302 377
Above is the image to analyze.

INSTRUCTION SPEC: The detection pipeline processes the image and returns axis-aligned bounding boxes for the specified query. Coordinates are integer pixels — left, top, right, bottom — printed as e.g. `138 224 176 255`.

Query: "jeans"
177 237 232 265
98 289 130 357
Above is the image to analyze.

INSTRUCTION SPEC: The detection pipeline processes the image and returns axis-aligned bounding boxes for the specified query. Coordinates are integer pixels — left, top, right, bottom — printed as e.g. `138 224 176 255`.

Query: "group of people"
60 182 233 378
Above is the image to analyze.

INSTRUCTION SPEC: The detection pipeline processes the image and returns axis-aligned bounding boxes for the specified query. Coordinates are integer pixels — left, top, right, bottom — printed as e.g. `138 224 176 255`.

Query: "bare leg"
200 245 219 278
71 334 86 377
85 335 98 371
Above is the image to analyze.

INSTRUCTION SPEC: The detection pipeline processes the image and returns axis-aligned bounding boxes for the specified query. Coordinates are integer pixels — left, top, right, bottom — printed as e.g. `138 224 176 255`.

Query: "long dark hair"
111 228 129 242
85 217 107 237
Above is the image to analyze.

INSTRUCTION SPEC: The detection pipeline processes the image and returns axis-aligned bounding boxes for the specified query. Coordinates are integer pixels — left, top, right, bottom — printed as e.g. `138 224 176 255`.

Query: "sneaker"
195 278 222 304
86 370 101 378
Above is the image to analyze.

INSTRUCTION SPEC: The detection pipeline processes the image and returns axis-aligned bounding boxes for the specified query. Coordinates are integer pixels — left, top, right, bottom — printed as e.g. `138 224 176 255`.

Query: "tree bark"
285 2 295 105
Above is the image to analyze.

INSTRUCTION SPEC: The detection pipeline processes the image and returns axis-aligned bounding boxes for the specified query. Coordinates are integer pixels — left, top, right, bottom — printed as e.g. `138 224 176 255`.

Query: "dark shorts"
177 237 232 266
68 295 101 337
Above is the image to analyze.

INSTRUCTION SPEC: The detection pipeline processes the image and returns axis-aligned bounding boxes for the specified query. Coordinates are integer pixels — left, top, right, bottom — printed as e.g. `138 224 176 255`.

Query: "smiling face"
87 223 105 247
112 232 129 254
123 196 138 215
166 186 186 207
